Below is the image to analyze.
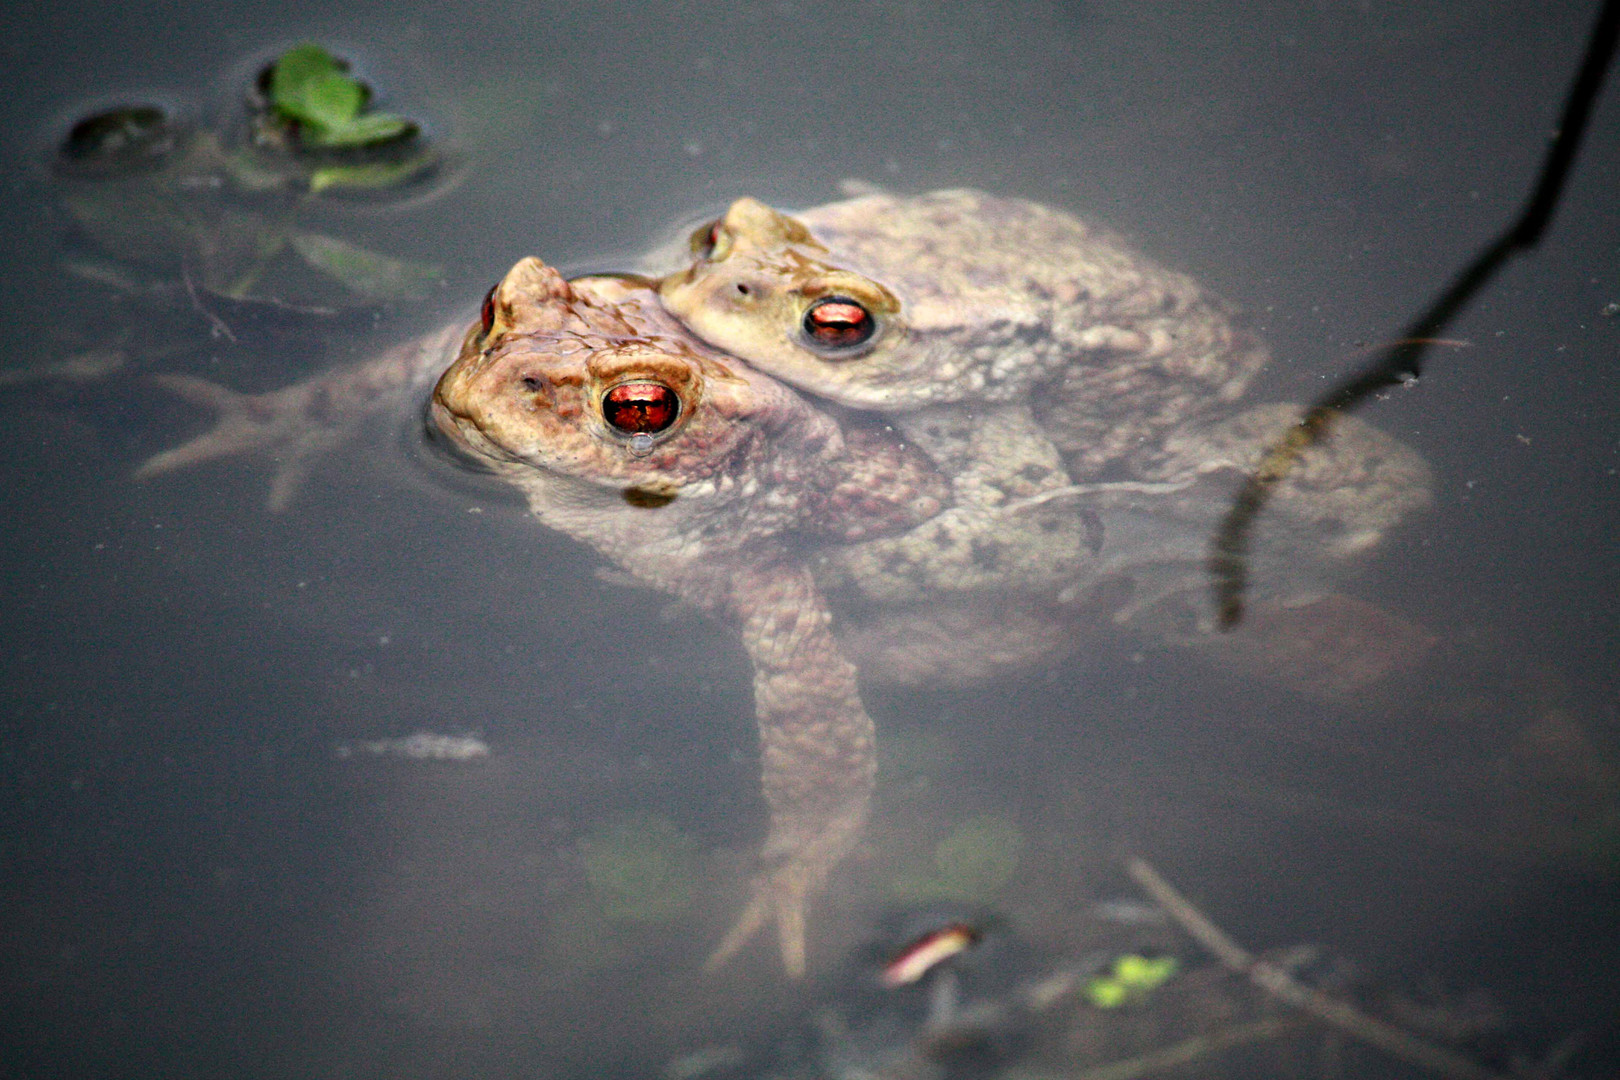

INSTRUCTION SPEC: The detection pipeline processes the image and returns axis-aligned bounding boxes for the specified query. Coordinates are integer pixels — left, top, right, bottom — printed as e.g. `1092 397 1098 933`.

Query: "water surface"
2 2 1616 1077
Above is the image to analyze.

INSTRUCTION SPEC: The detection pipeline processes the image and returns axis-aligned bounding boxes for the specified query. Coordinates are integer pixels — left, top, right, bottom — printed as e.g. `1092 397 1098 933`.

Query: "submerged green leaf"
307 113 416 150
1084 953 1180 1009
287 231 440 300
308 151 435 194
578 815 698 925
890 814 1024 904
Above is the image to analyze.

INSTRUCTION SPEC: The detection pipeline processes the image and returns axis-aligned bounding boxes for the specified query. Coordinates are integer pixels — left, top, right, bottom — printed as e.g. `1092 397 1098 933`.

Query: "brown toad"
656 187 1271 481
434 263 960 977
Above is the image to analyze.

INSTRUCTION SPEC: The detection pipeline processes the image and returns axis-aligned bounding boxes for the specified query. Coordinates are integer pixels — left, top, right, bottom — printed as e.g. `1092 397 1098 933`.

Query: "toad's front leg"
135 321 463 510
706 563 875 978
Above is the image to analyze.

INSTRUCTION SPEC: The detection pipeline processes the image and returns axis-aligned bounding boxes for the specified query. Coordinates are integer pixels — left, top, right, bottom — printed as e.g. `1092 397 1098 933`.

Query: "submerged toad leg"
135 323 462 510
707 562 875 978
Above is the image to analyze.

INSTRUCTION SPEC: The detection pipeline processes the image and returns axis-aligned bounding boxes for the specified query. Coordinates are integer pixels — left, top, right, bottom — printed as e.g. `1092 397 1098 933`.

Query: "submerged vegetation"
890 814 1025 904
579 814 699 925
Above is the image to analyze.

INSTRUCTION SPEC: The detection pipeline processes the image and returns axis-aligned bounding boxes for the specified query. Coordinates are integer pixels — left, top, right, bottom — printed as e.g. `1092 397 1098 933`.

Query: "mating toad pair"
148 188 1432 977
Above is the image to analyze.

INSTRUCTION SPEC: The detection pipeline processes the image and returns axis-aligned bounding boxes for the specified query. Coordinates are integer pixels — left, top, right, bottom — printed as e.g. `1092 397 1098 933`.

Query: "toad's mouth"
427 397 512 467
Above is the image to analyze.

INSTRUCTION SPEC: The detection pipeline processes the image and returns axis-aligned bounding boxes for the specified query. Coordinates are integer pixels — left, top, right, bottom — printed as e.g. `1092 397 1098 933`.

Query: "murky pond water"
2 2 1617 1078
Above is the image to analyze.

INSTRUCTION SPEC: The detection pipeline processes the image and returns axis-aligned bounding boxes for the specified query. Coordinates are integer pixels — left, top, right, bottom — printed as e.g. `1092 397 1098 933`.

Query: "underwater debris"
880 921 982 988
333 731 490 761
1128 856 1513 1080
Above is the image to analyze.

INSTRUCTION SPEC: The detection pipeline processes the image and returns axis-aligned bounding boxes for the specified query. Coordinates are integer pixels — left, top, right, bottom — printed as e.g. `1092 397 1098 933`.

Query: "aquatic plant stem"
1125 857 1513 1080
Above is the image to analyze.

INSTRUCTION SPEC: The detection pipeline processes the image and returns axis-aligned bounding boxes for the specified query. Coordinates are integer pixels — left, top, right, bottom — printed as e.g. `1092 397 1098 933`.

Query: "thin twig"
1126 857 1514 1080
181 268 237 342
1003 478 1196 514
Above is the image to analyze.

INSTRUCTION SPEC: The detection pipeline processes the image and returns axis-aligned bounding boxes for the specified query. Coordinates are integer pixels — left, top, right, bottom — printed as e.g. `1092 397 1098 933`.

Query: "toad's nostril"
735 283 751 297
521 376 543 391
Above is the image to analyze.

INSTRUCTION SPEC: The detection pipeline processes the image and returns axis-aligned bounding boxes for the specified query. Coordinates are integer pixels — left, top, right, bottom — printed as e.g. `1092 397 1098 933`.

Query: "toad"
656 187 1272 482
133 210 1432 977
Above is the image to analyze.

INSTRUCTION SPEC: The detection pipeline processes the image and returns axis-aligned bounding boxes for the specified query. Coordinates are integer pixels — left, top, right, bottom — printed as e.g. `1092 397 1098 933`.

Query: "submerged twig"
181 267 237 342
1002 478 1196 514
1211 0 1620 627
1126 857 1513 1080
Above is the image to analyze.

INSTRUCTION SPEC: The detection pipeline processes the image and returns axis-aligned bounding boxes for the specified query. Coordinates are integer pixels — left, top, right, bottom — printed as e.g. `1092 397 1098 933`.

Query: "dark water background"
1 1 1616 1077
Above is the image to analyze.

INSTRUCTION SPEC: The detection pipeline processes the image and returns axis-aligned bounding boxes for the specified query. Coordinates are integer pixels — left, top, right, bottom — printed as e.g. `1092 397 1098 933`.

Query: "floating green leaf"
265 43 417 150
269 46 357 125
293 71 366 132
269 45 343 101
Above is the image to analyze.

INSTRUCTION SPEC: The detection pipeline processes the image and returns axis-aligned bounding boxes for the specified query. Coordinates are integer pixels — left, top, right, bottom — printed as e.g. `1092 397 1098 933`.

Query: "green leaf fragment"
287 231 440 300
267 43 414 148
305 113 417 150
270 45 343 94
268 45 354 129
1084 953 1179 1009
308 151 434 194
287 70 366 131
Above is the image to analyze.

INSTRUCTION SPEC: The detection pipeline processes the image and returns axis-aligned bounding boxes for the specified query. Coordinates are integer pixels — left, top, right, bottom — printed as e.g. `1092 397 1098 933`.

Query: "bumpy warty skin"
811 401 1095 607
432 265 948 570
652 187 1286 620
659 188 1272 480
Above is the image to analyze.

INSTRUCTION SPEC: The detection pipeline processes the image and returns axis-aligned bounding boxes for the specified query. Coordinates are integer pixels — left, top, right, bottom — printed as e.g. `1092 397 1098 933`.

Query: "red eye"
602 382 680 435
690 219 722 258
479 284 498 335
803 297 875 350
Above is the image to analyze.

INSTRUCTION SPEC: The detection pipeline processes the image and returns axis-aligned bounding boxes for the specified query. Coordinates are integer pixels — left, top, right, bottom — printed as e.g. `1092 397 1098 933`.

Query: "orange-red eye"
803 297 875 350
479 284 498 335
690 219 722 257
602 382 680 435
